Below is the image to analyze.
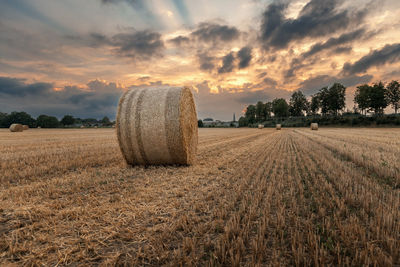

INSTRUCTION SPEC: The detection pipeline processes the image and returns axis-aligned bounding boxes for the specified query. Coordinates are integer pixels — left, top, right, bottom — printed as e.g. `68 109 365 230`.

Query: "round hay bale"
258 124 264 129
37 126 41 129
311 123 318 130
9 123 23 132
116 86 198 166
22 125 29 130
276 124 281 130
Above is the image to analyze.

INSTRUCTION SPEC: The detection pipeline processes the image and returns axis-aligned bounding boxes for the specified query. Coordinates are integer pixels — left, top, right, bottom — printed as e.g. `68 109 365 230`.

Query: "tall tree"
369 82 387 114
289 90 309 116
354 84 371 115
245 105 256 124
37 115 59 128
386 80 400 114
310 94 320 115
264 102 272 118
272 98 289 117
61 115 75 126
255 101 265 122
318 87 330 115
327 83 346 115
3 111 36 127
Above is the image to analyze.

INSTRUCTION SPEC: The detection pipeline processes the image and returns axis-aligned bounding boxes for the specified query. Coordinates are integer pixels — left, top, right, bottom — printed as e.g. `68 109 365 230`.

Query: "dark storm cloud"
0 77 52 96
197 52 216 71
284 28 372 78
0 77 123 119
192 22 240 43
111 30 164 59
260 0 368 50
342 43 400 75
298 74 373 95
302 29 366 58
218 52 235 73
237 46 252 69
168 35 190 46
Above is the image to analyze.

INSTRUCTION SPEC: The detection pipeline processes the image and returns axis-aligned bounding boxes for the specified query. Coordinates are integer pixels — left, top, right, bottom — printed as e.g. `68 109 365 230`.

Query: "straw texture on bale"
276 124 281 130
9 123 23 132
311 123 318 130
23 125 29 130
117 86 198 166
258 124 264 129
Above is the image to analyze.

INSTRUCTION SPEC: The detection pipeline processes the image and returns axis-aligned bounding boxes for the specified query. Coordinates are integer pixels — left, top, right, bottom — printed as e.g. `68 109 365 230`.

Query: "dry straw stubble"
9 123 24 132
117 86 198 166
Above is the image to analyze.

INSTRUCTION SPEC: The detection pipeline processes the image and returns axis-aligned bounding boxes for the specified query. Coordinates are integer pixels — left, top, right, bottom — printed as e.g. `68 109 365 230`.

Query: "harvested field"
0 128 399 266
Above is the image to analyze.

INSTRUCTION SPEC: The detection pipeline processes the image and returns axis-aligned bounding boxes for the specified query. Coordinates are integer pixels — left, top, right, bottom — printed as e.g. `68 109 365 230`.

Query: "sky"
1 0 400 120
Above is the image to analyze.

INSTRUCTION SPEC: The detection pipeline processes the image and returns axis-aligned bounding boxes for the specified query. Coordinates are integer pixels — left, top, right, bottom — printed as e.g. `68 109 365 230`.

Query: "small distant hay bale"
37 126 41 129
80 125 85 128
94 126 98 128
116 86 198 166
9 123 23 132
276 124 281 130
23 125 29 130
258 124 264 129
311 123 318 130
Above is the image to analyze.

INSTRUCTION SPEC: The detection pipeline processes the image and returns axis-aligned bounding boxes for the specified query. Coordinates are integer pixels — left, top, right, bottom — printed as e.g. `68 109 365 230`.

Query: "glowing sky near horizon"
1 0 400 120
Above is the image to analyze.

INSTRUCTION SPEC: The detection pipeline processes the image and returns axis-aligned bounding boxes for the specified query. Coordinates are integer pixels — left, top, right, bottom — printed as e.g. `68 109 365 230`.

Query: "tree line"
239 80 400 127
0 112 114 128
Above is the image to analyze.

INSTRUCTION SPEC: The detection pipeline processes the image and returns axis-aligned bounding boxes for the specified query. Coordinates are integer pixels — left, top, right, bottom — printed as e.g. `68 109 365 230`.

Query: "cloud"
237 46 252 69
342 43 400 75
260 0 367 50
197 52 216 71
218 52 235 73
302 29 366 58
168 35 190 46
192 22 240 43
0 77 53 96
298 74 373 95
0 77 124 119
111 30 164 59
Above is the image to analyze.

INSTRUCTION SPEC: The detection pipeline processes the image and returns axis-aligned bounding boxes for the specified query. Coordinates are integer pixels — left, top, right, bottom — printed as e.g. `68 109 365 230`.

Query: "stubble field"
0 127 399 266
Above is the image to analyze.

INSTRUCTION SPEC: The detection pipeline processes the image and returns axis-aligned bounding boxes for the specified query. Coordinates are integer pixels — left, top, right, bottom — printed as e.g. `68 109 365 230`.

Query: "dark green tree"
238 116 249 127
0 112 8 127
61 115 75 126
318 87 330 115
101 116 112 126
245 105 256 124
289 91 309 116
272 98 289 117
369 82 387 114
354 84 371 115
3 111 36 127
198 120 204 127
386 80 400 114
264 102 272 118
255 101 266 122
310 94 320 115
327 83 346 115
37 115 59 128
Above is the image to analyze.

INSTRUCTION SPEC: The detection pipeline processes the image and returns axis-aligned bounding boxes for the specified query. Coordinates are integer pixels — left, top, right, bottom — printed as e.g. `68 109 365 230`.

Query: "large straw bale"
258 124 264 129
311 123 318 130
116 86 198 165
9 123 23 132
276 124 281 130
23 125 29 130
